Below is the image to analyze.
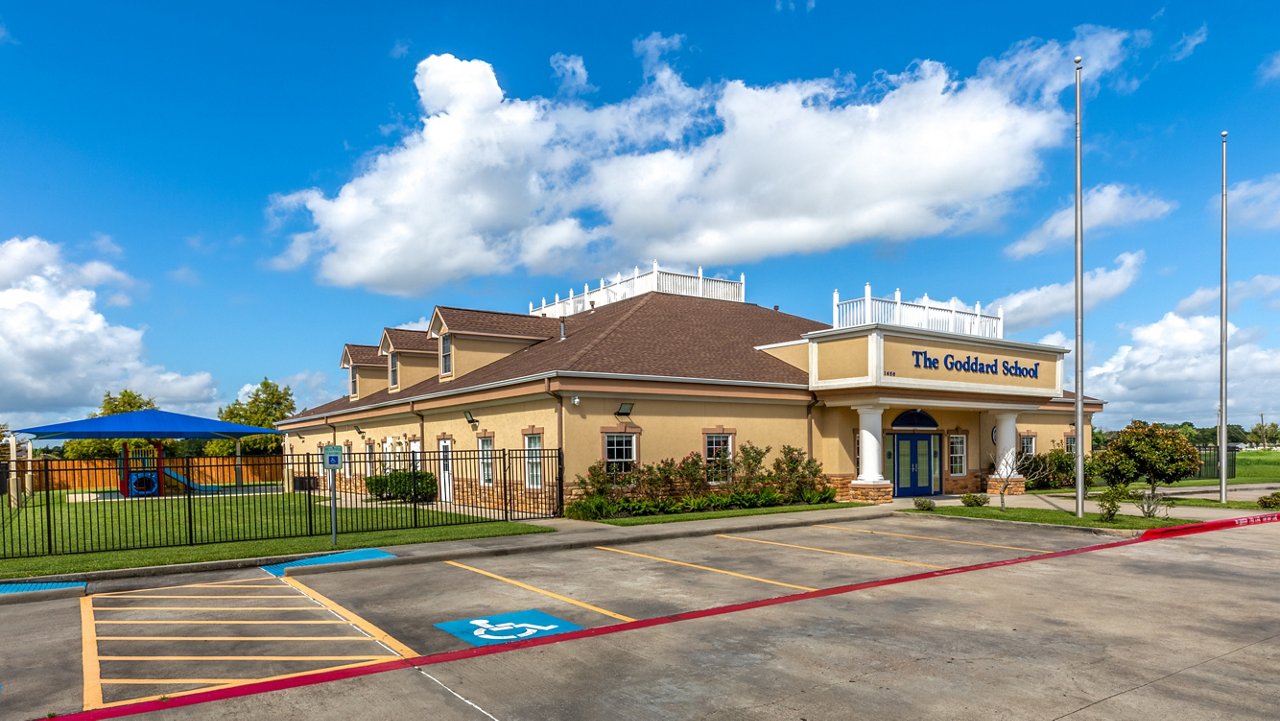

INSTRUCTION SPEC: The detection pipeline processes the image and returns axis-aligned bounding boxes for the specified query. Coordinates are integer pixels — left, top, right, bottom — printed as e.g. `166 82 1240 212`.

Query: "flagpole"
1074 56 1086 519
1220 130 1229 504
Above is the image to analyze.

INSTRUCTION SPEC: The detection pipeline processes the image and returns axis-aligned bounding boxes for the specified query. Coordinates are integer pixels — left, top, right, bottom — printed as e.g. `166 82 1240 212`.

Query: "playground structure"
118 445 222 498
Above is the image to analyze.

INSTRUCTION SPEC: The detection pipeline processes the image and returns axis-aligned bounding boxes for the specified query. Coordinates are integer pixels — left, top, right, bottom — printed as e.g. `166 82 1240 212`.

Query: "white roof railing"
833 283 1004 339
530 261 746 318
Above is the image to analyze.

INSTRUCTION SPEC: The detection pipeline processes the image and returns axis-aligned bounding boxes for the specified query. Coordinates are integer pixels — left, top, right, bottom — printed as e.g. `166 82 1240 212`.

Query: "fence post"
185 457 196 546
501 450 511 522
43 459 54 555
556 448 565 516
305 454 315 536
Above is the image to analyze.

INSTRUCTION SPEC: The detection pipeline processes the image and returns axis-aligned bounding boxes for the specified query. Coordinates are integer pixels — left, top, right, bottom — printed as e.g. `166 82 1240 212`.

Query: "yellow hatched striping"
445 560 635 622
97 659 395 709
96 635 378 642
595 546 817 591
281 577 417 658
813 524 1051 553
96 619 347 625
716 534 946 569
80 597 104 711
103 678 265 685
93 594 302 599
93 606 319 612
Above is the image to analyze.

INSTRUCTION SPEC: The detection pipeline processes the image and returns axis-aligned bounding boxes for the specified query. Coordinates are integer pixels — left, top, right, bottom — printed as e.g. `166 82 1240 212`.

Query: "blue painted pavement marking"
260 548 395 577
0 581 86 594
435 609 584 647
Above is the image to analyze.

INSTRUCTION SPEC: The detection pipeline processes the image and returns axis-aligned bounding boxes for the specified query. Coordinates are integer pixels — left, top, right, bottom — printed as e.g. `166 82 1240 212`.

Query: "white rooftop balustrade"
833 283 1003 339
530 261 746 318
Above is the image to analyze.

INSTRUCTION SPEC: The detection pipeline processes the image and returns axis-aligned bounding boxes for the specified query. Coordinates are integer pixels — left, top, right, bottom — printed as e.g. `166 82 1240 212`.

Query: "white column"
994 412 1020 478
856 406 886 484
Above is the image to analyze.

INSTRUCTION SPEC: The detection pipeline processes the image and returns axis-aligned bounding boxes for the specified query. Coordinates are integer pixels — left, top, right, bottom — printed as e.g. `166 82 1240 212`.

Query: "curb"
894 510 1144 538
0 585 87 606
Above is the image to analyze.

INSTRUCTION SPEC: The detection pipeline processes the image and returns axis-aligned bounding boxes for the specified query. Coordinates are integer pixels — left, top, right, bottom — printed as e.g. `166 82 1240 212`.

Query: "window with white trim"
948 434 966 476
1019 434 1036 459
478 436 494 486
440 334 453 375
605 433 636 474
1064 435 1078 456
524 433 543 488
349 367 357 397
389 351 399 387
705 433 733 483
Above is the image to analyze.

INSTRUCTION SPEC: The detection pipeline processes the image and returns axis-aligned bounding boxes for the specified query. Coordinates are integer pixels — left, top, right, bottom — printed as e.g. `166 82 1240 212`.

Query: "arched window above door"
890 409 939 430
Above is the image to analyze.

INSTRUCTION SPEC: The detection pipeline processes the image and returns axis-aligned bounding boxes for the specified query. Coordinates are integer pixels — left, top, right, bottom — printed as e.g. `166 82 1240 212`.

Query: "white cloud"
91 233 124 257
280 370 337 412
1169 24 1208 62
271 27 1142 296
1005 183 1174 258
991 251 1144 332
1259 51 1280 82
395 316 432 331
550 53 594 96
167 265 202 286
1176 274 1280 314
1088 312 1280 424
1228 173 1280 229
390 40 410 59
0 236 217 419
0 23 14 46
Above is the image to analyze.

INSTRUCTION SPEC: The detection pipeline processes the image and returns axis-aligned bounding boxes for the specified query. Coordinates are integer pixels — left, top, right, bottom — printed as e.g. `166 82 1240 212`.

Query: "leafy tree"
203 378 296 456
63 390 166 460
1248 421 1279 448
1092 420 1201 517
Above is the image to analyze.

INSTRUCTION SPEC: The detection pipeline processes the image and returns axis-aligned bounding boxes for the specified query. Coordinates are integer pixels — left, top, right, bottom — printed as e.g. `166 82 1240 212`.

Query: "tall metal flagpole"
1220 130 1229 504
1074 56 1086 519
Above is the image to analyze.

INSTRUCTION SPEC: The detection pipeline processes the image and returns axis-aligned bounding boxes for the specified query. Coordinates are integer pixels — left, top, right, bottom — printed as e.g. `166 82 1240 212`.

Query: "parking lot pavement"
122 517 1279 721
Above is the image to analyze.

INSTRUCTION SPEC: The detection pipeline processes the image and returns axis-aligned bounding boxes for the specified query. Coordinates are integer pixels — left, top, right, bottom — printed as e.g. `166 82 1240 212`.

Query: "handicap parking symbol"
434 609 583 647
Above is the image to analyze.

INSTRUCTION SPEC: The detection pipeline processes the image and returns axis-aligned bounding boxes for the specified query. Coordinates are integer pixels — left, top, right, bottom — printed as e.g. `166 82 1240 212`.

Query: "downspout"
543 378 563 450
412 403 427 450
806 398 819 459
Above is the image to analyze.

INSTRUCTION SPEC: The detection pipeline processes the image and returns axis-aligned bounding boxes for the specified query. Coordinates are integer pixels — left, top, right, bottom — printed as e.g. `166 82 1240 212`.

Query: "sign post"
322 445 343 546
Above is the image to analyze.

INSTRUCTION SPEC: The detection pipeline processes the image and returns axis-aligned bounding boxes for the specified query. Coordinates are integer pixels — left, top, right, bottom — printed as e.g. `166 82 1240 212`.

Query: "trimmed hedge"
364 470 437 503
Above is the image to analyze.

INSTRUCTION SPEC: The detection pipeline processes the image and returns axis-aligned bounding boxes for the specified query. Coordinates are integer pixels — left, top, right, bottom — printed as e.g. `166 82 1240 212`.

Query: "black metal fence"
1193 446 1237 480
0 449 562 559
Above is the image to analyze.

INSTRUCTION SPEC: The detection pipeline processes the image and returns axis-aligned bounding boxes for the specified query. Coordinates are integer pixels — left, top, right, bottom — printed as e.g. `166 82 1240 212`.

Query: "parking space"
80 575 415 708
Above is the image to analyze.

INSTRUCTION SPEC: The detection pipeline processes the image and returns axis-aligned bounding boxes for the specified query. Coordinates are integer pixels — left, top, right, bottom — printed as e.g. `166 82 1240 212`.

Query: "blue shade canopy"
15 409 280 440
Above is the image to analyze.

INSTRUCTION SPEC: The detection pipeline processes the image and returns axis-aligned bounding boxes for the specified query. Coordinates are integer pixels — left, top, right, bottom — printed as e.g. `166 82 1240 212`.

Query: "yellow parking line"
96 594 302 599
103 678 257 685
97 659 391 709
97 636 377 642
96 619 347 625
596 546 817 591
93 606 318 612
80 597 104 711
281 577 417 657
717 534 946 569
99 655 397 662
95 582 281 596
445 560 635 622
814 524 1051 553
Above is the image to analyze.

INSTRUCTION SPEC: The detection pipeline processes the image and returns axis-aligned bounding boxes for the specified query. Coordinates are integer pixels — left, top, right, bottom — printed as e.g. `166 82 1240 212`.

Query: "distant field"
1235 451 1280 482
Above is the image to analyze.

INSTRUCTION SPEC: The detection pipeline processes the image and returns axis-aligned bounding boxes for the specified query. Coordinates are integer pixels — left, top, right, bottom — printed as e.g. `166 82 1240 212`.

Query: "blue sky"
2 1 1278 430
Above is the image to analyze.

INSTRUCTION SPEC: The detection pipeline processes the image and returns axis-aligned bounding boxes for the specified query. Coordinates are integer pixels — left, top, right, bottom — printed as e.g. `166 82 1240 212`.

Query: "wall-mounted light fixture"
354 425 364 435
615 402 634 418
464 410 479 426
571 395 581 406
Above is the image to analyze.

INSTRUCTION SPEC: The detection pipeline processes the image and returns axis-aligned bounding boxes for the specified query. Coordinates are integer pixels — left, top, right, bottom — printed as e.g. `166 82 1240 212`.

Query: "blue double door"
892 433 940 497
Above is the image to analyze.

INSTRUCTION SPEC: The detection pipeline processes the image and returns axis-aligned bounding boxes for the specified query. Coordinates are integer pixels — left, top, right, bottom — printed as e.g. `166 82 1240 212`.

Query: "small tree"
987 451 1052 511
1092 420 1201 517
63 390 166 460
204 378 296 456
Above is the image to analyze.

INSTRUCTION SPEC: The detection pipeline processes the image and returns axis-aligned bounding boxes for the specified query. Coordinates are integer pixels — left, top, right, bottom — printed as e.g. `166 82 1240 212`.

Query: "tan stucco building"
278 265 1101 505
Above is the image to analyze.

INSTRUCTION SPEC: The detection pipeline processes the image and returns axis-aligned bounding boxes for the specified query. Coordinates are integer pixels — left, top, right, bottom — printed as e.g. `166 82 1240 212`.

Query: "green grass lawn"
1167 497 1270 511
595 501 869 526
906 505 1194 529
0 489 505 559
0 521 551 579
1029 450 1280 495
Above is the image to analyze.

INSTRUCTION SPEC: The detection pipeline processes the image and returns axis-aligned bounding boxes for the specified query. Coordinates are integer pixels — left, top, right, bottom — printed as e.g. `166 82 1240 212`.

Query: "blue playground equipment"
117 448 221 498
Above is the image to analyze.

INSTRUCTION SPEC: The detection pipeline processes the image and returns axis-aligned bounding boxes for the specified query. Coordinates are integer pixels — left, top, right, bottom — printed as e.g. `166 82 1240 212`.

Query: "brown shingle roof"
383 328 438 353
289 294 827 423
342 344 382 367
436 307 561 339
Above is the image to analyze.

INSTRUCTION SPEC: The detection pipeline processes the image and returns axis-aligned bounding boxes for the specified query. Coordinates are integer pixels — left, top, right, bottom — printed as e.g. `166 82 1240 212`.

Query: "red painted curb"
49 514 1274 721
1140 512 1280 540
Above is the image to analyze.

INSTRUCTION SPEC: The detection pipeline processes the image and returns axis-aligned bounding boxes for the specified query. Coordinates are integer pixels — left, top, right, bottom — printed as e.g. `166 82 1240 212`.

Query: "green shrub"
731 442 772 490
1096 483 1130 522
385 470 436 503
364 474 389 498
913 497 936 511
960 493 989 507
771 445 826 502
1257 491 1280 509
797 486 837 505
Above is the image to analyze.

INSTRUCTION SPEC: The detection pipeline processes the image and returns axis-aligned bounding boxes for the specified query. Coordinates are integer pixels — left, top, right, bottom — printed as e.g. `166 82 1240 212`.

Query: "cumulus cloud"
1005 184 1174 258
550 53 594 95
271 26 1142 296
991 251 1144 332
1088 312 1280 424
1259 51 1280 82
1228 173 1280 229
0 236 217 419
91 233 124 257
1176 274 1280 314
1169 24 1208 61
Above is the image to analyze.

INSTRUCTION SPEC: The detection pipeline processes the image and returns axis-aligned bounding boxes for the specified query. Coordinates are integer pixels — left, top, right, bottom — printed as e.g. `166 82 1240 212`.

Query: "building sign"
910 350 1041 379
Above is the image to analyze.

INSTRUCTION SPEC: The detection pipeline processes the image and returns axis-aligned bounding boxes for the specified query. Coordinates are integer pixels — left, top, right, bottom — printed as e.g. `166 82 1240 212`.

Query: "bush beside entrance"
364 470 438 503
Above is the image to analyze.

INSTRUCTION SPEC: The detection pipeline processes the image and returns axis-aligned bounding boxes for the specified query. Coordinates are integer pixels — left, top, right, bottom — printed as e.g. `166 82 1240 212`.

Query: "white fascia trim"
280 370 808 426
864 397 1044 412
753 338 808 351
804 323 1067 355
